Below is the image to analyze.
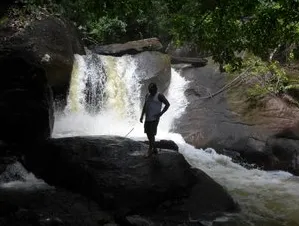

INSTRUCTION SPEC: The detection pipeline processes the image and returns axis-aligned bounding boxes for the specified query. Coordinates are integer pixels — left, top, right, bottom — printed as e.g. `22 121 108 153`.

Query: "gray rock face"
174 63 299 174
174 65 263 152
132 51 171 101
23 136 238 223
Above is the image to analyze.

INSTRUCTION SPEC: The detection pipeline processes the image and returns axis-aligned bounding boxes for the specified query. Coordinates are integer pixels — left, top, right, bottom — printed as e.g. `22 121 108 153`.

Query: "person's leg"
152 120 159 154
152 134 158 154
146 132 152 154
147 132 155 157
144 121 159 157
144 121 153 157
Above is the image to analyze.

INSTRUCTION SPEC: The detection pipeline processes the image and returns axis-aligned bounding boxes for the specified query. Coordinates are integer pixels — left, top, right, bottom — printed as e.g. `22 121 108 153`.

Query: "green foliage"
225 54 299 102
15 0 171 44
13 0 299 68
169 0 299 67
87 17 127 43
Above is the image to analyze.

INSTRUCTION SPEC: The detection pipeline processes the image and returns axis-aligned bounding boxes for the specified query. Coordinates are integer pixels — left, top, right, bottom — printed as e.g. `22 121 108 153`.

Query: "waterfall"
53 51 299 225
65 52 106 114
53 52 188 139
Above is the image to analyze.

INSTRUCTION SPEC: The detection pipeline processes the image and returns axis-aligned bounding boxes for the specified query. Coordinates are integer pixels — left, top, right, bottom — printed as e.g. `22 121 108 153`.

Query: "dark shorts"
144 120 159 136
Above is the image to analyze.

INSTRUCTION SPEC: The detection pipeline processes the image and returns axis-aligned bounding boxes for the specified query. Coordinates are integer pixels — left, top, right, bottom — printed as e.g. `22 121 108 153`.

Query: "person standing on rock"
140 83 170 157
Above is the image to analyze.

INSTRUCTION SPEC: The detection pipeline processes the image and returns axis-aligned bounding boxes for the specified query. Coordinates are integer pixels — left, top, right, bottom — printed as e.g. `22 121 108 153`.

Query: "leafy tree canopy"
12 0 299 67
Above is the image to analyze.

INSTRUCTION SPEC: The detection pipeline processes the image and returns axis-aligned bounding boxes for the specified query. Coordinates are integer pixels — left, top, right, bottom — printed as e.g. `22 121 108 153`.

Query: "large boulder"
0 14 85 103
0 161 112 226
265 133 299 175
0 55 54 144
92 38 163 56
174 62 299 173
23 136 239 224
132 51 171 100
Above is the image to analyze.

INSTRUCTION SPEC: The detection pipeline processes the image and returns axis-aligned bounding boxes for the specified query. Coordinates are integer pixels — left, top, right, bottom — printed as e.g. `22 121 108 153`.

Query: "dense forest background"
2 0 299 102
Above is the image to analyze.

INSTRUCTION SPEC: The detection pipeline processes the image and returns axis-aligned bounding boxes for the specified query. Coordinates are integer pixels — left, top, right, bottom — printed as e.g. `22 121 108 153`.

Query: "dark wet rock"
0 141 24 175
39 217 64 226
0 163 26 183
0 56 54 144
125 215 154 226
23 136 239 224
0 144 18 174
0 164 7 175
0 140 9 153
0 200 19 217
0 186 113 226
265 137 299 175
171 56 208 67
0 15 85 103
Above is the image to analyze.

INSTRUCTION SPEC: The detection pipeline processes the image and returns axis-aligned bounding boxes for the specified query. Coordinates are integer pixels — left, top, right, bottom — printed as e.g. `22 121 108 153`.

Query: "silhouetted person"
140 83 170 157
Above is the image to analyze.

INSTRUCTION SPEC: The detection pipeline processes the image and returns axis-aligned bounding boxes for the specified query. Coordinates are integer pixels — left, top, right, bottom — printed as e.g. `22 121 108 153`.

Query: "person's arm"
140 94 148 123
158 93 170 117
140 102 146 123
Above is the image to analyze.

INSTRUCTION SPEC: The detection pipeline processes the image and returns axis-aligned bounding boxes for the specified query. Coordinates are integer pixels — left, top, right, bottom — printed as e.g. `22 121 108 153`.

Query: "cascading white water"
65 51 107 114
54 53 187 141
52 52 299 225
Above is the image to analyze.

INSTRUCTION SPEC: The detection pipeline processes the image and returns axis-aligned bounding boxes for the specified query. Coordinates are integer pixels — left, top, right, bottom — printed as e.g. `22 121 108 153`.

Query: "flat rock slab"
92 38 163 56
23 135 239 223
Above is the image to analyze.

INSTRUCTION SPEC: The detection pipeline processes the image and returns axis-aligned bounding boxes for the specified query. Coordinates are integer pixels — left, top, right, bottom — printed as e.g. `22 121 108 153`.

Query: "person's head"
148 83 158 95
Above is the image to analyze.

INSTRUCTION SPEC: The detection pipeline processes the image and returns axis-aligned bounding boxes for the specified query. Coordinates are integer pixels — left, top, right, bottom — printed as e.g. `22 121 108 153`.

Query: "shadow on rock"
22 136 239 225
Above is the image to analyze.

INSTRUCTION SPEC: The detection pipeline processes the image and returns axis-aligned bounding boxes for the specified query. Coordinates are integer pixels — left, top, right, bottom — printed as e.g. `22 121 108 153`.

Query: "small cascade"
66 53 107 114
100 54 142 122
84 52 107 114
